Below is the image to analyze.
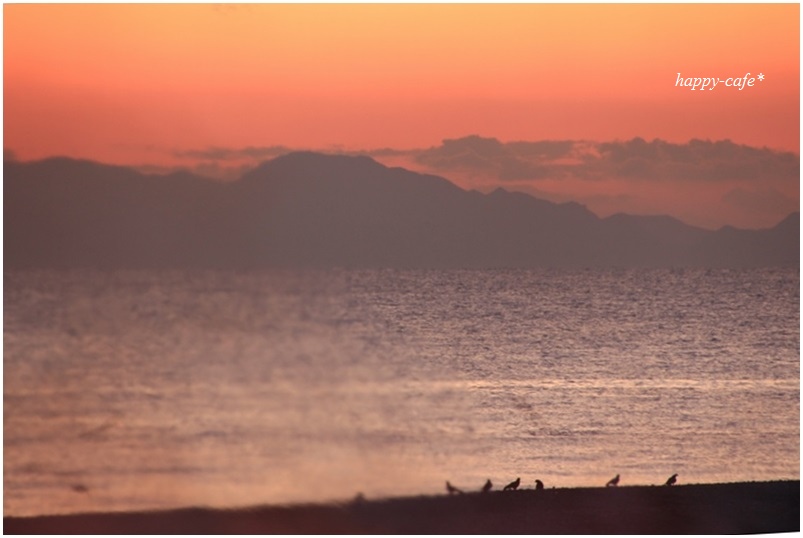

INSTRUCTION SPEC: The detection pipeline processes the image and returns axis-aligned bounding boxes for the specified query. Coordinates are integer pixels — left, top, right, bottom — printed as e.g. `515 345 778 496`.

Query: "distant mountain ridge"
4 152 799 269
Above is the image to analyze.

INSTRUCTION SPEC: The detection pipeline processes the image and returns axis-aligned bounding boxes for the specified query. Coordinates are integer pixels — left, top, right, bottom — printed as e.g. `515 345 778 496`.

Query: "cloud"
413 135 576 181
508 140 577 160
161 145 294 179
173 145 292 163
400 136 799 186
388 136 798 229
165 137 800 195
595 138 800 182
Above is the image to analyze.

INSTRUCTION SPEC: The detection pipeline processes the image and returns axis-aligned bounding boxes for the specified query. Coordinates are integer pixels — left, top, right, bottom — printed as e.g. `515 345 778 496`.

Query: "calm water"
4 268 799 517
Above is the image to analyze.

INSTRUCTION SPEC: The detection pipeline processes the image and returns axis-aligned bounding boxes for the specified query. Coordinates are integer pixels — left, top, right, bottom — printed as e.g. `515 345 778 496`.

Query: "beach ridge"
4 480 799 534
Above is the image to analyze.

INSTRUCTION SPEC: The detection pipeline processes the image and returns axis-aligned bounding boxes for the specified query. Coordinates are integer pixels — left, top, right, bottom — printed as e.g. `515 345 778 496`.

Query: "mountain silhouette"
4 152 799 269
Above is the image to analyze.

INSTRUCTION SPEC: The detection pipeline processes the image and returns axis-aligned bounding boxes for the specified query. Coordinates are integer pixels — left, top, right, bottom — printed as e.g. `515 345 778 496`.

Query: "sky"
3 3 800 229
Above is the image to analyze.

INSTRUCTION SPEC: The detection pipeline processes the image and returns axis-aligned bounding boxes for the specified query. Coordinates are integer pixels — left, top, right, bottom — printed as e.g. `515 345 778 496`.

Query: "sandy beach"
4 480 798 534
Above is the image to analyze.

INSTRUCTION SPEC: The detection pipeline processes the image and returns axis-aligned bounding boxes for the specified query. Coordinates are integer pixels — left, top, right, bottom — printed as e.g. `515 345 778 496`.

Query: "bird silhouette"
665 473 678 486
534 479 544 490
481 479 493 492
446 481 464 495
606 474 620 487
503 477 521 491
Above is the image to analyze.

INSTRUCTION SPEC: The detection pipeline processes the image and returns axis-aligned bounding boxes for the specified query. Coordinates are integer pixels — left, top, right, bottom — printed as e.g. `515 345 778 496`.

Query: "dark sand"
4 480 799 534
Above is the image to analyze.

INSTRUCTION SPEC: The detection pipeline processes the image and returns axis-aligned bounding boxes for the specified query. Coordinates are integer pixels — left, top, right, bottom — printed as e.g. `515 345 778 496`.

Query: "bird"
503 477 521 491
534 479 544 490
446 481 464 495
665 473 678 486
482 479 493 492
606 474 620 487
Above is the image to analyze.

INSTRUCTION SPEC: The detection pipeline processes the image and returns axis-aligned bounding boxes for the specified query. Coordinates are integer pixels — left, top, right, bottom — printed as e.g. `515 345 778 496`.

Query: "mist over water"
4 268 799 516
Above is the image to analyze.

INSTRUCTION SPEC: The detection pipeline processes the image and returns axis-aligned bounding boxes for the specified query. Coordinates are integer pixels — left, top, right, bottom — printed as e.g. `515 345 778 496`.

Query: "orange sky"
3 3 800 228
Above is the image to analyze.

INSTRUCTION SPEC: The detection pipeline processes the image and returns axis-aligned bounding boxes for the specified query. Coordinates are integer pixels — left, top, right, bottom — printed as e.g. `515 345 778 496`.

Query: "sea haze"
3 268 799 517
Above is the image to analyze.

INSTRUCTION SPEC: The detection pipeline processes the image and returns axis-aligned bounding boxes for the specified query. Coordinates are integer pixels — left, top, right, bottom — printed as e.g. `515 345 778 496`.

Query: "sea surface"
4 268 799 517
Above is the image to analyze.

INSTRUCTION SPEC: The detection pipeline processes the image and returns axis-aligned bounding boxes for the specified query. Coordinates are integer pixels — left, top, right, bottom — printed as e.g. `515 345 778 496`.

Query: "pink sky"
4 3 800 229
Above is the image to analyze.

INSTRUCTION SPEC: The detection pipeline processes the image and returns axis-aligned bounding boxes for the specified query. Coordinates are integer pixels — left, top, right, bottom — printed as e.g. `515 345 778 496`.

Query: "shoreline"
4 480 799 534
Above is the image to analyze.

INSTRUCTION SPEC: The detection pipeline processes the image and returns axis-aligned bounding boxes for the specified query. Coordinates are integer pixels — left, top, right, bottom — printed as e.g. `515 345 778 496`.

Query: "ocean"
3 268 799 517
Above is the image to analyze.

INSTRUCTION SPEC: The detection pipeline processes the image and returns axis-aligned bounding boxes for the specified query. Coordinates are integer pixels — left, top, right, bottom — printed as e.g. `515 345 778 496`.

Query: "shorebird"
446 481 464 495
606 474 620 487
665 473 678 486
534 479 545 490
482 479 493 492
503 477 521 491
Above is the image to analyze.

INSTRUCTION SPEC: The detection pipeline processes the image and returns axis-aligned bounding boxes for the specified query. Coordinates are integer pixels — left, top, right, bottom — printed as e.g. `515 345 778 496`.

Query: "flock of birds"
446 473 679 495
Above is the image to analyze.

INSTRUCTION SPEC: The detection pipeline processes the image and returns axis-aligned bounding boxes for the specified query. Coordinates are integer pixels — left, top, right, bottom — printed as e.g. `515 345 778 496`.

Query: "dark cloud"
413 135 573 181
392 137 799 228
163 145 294 179
596 138 799 182
4 148 18 161
361 147 411 157
408 136 799 185
415 135 513 173
507 140 576 160
173 145 291 162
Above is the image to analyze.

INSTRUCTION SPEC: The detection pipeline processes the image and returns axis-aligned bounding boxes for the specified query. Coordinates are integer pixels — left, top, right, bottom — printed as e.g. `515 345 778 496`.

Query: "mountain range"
4 152 799 269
